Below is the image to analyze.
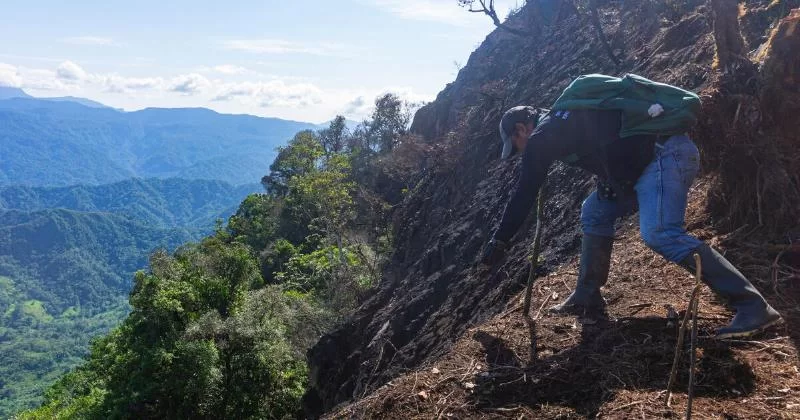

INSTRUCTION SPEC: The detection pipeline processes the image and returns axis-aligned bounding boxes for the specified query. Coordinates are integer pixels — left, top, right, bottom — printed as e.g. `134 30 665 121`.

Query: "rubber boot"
680 244 782 339
550 234 613 316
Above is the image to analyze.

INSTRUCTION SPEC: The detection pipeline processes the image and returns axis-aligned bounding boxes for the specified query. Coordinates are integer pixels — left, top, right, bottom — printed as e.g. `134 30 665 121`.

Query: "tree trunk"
710 0 747 71
589 0 621 66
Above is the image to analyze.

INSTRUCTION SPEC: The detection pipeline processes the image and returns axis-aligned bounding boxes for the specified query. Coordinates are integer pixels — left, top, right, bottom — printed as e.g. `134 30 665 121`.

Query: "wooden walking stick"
686 253 702 419
665 252 703 418
523 189 545 316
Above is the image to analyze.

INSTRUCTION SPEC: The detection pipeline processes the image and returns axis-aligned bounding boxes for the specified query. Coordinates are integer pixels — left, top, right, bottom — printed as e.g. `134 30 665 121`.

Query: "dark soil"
324 182 800 419
305 1 800 418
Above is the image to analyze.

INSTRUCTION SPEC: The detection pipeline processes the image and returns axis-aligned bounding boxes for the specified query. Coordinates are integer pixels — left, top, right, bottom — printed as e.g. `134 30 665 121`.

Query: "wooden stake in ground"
665 252 703 417
523 189 545 316
686 253 702 419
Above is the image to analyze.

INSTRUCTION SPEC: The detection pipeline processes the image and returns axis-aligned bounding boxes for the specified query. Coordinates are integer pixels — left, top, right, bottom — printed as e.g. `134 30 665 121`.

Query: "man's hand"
480 239 507 266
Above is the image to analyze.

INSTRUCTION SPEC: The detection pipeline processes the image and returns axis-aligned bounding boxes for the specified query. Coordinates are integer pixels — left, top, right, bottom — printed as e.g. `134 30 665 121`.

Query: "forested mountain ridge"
0 179 256 416
0 207 199 417
0 178 260 228
12 100 412 418
1 78 319 417
1 208 198 309
0 97 317 186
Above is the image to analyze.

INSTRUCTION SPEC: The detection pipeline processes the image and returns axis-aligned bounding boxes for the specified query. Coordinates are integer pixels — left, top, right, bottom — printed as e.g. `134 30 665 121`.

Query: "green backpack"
551 73 701 138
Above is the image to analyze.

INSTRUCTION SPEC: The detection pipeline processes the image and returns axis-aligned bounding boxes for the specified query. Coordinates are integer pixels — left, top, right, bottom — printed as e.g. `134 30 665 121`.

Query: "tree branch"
458 0 532 37
588 0 621 66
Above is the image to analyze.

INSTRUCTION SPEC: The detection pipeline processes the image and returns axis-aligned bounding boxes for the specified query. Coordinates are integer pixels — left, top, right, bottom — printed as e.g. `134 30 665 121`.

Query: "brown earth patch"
326 181 800 419
306 2 800 418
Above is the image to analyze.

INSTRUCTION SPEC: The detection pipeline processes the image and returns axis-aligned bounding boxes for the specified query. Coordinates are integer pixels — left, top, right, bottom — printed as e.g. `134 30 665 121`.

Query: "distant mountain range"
1 85 359 128
0 86 361 415
0 86 114 109
0 89 319 186
0 207 198 310
0 86 295 414
0 177 259 324
0 178 260 228
0 87 32 100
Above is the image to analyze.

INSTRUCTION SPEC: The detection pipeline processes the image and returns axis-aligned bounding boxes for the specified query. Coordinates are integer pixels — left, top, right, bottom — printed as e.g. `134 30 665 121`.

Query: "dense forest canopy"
0 179 259 417
16 92 423 419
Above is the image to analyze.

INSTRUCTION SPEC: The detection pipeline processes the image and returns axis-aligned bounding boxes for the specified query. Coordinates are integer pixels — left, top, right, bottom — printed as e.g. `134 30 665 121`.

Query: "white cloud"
0 63 71 91
0 63 22 87
344 96 368 115
385 87 433 105
1 60 434 123
338 87 433 119
169 73 211 95
222 39 352 56
213 80 324 108
52 61 166 93
102 74 164 93
12 61 160 93
24 69 73 91
56 61 87 81
60 36 116 46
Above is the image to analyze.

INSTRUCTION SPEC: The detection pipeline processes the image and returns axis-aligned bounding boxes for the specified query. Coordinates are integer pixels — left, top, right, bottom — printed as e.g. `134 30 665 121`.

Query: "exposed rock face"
304 1 795 417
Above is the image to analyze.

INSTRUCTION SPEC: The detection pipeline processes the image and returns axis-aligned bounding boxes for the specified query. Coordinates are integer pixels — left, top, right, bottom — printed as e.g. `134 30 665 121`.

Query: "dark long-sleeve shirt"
493 109 656 242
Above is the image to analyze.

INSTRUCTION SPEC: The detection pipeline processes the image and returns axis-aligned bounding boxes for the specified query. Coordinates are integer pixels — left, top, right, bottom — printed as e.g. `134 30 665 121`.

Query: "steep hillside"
307 1 800 418
327 197 800 418
0 99 316 186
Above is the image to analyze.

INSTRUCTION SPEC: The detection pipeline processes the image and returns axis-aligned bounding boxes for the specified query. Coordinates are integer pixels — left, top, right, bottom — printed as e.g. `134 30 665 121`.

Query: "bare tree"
457 0 532 36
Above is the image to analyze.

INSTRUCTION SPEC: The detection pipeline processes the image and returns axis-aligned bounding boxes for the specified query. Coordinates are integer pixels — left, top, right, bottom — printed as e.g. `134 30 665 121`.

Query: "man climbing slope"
480 74 781 339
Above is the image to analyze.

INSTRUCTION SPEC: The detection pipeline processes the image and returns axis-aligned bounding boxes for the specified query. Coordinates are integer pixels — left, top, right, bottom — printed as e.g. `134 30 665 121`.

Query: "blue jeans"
581 135 703 263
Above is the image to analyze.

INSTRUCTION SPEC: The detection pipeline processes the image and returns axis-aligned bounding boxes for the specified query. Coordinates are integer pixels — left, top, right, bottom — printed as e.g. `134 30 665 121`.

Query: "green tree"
286 153 355 247
20 238 318 419
318 115 349 155
261 130 324 197
228 193 280 252
365 93 411 153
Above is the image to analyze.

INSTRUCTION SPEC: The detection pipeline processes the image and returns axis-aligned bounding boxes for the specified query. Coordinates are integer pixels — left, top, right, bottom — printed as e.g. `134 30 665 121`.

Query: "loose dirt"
306 1 800 418
325 181 800 419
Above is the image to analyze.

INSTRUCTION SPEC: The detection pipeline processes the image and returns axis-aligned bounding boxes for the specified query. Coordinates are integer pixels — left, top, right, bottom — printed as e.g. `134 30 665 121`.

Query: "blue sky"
0 0 522 123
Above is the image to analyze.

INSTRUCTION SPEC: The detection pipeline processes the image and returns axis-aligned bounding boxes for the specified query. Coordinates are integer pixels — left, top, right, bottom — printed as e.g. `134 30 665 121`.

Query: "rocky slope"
306 1 800 418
